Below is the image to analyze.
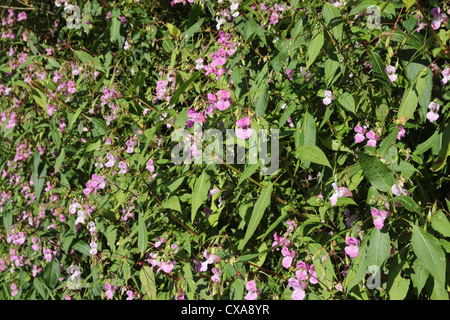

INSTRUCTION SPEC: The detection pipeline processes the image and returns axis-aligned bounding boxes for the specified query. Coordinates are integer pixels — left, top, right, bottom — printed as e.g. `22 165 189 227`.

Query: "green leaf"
306 29 324 69
191 169 211 223
337 92 355 114
34 277 49 299
230 278 245 300
255 88 269 117
138 212 148 255
74 50 101 70
32 151 47 203
402 0 415 11
237 163 259 186
397 67 429 125
295 145 331 168
411 258 429 295
343 242 369 291
357 152 395 193
85 138 101 152
166 23 180 37
413 131 439 155
183 263 196 300
369 51 390 90
110 17 121 43
431 211 450 238
392 195 420 213
162 196 182 213
43 259 60 289
240 183 273 250
367 228 391 267
72 240 92 256
411 225 446 287
32 87 47 111
169 74 202 107
377 128 399 158
90 117 108 136
324 58 340 87
242 19 267 46
323 2 343 42
140 266 157 300
389 274 410 300
55 148 65 173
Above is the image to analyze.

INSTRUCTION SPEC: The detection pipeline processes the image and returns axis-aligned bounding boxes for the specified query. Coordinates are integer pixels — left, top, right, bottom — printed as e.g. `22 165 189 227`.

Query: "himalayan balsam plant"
0 0 449 301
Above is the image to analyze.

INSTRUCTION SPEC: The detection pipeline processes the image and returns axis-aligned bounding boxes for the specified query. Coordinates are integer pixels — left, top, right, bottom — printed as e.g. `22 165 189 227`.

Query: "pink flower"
344 236 360 258
385 65 397 82
396 126 406 140
17 12 27 21
281 246 297 269
161 260 175 273
371 208 391 229
288 278 308 300
431 7 448 30
330 182 352 206
441 67 450 85
323 90 334 105
427 101 440 122
105 153 117 168
295 261 309 281
354 124 367 143
235 117 252 139
211 268 221 282
186 108 206 128
391 183 410 196
365 130 380 147
146 159 155 173
118 161 128 174
245 280 260 300
10 283 18 297
105 282 117 299
67 81 76 94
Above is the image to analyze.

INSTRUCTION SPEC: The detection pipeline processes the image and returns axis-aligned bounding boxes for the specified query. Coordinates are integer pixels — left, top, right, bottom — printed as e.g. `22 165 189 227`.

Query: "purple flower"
330 183 352 206
344 237 360 258
245 280 260 300
427 101 440 122
354 124 367 144
385 65 397 82
441 67 450 85
371 208 391 229
236 117 253 139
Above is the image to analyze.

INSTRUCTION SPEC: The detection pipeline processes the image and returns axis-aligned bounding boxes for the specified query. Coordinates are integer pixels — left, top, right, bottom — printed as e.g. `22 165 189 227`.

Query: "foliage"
0 0 449 300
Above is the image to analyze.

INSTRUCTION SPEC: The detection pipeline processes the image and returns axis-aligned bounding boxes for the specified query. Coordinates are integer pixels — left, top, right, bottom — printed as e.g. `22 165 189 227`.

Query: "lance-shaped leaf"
397 67 429 125
357 152 395 193
295 145 331 168
191 169 210 223
411 225 446 289
240 183 273 250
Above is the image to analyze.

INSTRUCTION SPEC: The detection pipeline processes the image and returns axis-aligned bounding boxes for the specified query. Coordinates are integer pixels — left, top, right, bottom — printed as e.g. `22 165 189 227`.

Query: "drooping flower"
288 277 308 300
323 90 335 105
427 101 440 122
396 126 406 140
344 236 360 258
441 67 450 85
354 124 367 144
391 182 410 196
371 208 391 230
235 117 253 139
281 246 297 269
330 182 353 206
385 65 397 82
186 108 206 128
244 280 260 300
365 130 380 147
430 7 448 30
